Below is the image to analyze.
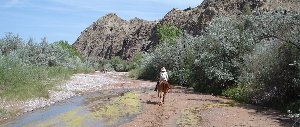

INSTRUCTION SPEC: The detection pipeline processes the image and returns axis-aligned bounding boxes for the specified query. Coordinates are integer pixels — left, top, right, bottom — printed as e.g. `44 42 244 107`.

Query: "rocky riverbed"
0 71 155 124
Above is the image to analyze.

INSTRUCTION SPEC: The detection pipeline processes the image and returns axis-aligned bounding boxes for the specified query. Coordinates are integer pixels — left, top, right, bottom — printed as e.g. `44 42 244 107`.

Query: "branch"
256 34 300 52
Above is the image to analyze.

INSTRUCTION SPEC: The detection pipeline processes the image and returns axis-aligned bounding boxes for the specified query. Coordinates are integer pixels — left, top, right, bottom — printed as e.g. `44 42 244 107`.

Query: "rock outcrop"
73 0 299 60
73 13 158 59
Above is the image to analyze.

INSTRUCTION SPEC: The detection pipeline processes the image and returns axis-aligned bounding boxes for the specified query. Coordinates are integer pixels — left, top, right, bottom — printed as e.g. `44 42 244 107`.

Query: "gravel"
0 72 134 113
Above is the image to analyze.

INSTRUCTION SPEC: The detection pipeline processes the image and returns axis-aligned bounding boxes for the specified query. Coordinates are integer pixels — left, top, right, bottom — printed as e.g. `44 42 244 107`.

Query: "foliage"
242 3 252 15
155 23 182 44
192 16 255 92
138 10 300 111
0 55 74 99
138 34 196 84
17 41 72 67
169 68 193 87
54 40 79 57
222 84 252 103
110 56 128 72
239 42 300 106
0 33 94 99
136 53 157 80
127 53 144 79
128 68 142 79
128 52 144 70
0 32 23 55
235 11 300 107
219 11 300 109
252 11 300 51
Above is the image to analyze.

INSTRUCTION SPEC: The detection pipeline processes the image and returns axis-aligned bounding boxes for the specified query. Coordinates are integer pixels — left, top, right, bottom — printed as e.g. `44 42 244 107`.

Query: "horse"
156 80 171 105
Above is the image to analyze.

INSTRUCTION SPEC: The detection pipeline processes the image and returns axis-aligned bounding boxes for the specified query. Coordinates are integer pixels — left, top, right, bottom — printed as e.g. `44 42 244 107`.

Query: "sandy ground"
121 88 294 127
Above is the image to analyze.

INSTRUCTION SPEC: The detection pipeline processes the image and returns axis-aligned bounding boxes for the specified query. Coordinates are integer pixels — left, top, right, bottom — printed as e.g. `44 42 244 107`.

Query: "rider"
154 67 169 91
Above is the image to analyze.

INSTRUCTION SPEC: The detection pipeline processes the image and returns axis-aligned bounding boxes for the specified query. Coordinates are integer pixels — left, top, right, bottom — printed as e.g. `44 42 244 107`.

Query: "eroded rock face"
159 0 265 35
73 0 299 60
73 13 158 59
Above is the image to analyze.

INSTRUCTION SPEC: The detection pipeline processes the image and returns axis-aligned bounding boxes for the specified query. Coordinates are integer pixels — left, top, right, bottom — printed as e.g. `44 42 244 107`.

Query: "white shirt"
160 72 168 81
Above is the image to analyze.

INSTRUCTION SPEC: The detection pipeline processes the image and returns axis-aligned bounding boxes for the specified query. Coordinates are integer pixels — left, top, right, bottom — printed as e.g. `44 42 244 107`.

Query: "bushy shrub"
137 10 300 110
17 41 72 67
192 16 255 92
239 42 300 106
0 32 23 55
137 53 157 80
54 40 79 57
155 23 182 44
0 33 94 99
222 84 252 103
128 52 144 70
128 68 142 79
0 55 74 99
230 11 300 107
242 3 252 15
110 56 128 72
138 34 196 84
252 11 300 50
169 68 193 87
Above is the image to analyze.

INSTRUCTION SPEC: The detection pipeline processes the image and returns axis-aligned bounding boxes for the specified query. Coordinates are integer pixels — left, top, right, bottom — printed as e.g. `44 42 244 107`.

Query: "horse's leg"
162 92 166 103
159 92 163 104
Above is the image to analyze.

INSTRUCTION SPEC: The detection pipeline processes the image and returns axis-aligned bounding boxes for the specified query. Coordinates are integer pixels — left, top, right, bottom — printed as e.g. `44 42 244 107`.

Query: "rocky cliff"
73 0 299 59
159 0 300 35
73 13 158 59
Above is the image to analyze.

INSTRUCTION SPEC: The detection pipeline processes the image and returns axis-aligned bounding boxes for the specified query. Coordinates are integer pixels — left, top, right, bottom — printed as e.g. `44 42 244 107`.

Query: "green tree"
54 40 79 57
155 23 182 44
242 3 252 15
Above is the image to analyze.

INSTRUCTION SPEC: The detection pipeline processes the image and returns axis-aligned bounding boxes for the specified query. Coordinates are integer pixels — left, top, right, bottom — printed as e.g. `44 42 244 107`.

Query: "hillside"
73 0 300 60
73 13 158 60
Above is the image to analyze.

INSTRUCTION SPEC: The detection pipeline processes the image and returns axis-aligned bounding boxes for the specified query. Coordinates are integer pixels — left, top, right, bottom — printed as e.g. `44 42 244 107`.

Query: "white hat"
161 67 166 72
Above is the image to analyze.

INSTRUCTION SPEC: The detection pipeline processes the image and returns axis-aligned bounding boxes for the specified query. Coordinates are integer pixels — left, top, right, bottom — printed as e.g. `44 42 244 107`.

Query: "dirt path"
0 72 296 127
121 88 294 127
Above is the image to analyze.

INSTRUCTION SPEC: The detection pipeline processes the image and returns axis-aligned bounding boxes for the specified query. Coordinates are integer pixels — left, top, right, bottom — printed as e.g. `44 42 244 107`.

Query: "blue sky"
0 0 203 44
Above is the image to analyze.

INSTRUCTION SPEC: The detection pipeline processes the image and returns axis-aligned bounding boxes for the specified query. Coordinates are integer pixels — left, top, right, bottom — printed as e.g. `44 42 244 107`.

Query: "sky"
0 0 203 44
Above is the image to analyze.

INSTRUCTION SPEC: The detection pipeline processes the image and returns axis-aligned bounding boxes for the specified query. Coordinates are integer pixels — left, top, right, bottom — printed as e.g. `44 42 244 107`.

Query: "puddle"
0 89 143 127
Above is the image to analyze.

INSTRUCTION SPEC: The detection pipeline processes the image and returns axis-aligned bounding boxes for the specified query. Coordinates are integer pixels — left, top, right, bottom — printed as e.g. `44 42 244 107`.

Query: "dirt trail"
0 72 295 127
121 87 293 127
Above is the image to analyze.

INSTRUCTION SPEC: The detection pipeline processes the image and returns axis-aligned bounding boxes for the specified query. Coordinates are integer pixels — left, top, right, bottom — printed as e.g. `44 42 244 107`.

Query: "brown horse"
157 80 171 104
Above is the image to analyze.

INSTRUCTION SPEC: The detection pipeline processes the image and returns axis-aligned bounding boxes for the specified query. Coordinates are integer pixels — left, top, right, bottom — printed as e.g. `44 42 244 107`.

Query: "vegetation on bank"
129 10 300 113
0 34 94 100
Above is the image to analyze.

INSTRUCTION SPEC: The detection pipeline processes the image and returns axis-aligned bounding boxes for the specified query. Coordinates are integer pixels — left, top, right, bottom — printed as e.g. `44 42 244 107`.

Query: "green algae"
59 107 85 127
92 92 141 125
177 107 202 127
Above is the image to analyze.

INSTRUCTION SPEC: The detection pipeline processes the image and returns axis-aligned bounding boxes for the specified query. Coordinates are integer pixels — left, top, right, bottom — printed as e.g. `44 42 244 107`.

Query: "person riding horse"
154 67 169 91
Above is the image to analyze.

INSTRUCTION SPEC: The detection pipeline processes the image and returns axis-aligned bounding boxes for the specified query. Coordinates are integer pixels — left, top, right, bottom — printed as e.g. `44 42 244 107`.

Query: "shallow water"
1 89 142 127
